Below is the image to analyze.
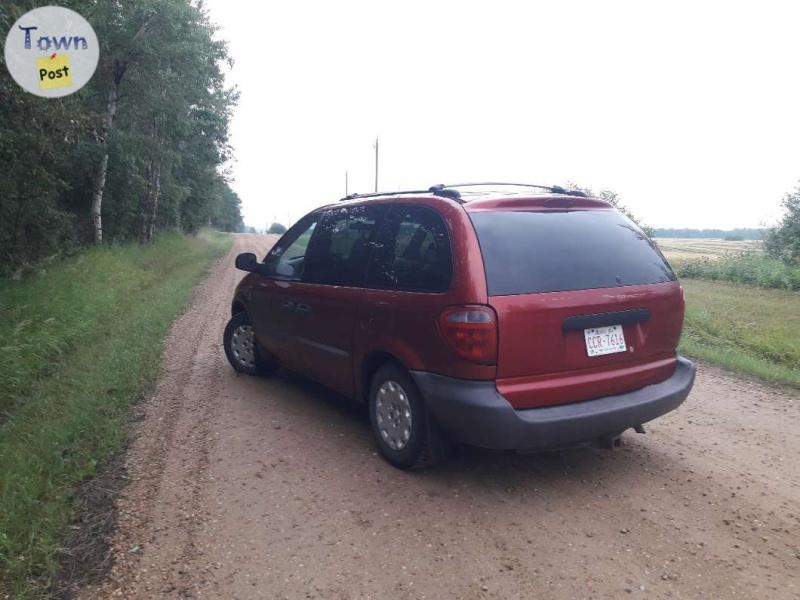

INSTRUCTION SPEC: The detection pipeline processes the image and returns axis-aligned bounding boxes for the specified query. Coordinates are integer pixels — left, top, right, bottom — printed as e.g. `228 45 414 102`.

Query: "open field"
663 239 799 385
655 238 762 263
657 238 800 291
680 279 800 388
0 232 232 597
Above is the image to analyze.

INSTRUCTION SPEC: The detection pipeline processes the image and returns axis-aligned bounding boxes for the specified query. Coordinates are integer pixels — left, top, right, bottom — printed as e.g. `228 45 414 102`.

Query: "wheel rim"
230 324 256 369
375 380 413 451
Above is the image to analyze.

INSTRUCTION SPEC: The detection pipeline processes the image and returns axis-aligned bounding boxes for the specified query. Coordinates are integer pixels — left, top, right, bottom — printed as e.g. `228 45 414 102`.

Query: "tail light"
438 305 498 365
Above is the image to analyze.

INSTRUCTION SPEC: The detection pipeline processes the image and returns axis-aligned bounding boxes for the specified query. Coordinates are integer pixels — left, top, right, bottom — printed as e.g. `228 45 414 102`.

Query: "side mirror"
235 252 260 272
275 262 295 277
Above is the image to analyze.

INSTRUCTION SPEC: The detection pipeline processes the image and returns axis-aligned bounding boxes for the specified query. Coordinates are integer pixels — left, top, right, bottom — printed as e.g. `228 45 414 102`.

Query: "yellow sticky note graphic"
36 54 73 90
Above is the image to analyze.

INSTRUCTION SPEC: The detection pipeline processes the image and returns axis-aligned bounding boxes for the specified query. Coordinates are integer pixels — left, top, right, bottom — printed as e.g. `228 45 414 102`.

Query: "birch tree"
0 0 242 273
90 8 156 244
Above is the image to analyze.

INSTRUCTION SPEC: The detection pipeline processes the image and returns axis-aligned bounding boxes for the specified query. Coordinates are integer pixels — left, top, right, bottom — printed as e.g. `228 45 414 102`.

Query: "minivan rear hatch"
468 203 684 409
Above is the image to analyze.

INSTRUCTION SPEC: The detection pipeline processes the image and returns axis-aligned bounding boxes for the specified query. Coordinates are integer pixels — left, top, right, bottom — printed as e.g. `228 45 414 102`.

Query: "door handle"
281 299 296 311
295 303 312 314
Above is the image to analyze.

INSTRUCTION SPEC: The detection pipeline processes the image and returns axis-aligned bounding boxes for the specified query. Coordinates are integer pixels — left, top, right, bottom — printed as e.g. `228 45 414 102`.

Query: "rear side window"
470 209 675 296
303 204 386 286
366 205 452 292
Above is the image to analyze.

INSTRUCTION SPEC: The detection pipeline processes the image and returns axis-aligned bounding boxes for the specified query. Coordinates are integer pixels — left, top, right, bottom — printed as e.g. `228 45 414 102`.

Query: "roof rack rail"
339 186 463 202
435 182 588 197
337 182 587 203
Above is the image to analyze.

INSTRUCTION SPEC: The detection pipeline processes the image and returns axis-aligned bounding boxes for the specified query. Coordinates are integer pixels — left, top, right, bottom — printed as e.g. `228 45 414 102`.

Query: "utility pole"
373 137 379 192
345 170 349 197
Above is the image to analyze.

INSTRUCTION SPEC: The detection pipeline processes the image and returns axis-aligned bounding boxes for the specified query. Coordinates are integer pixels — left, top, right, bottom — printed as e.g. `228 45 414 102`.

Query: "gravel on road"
81 233 800 600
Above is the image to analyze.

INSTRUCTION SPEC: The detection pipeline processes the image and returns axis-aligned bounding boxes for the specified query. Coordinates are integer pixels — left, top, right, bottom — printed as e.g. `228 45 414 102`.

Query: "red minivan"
224 183 695 469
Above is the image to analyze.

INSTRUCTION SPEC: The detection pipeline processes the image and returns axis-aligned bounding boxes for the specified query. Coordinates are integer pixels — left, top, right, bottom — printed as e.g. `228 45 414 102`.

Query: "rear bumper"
410 356 696 450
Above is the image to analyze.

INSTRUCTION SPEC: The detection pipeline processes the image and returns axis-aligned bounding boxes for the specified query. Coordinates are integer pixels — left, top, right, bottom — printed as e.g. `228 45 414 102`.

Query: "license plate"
584 325 627 357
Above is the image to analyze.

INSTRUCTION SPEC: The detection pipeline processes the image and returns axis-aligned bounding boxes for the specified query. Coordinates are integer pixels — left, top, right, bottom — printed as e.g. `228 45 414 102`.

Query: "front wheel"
223 312 276 375
368 364 448 470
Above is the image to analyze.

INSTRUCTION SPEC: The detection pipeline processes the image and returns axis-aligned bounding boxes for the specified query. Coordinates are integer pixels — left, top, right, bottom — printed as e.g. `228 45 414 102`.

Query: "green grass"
680 279 800 388
0 231 231 597
664 245 800 381
674 251 800 291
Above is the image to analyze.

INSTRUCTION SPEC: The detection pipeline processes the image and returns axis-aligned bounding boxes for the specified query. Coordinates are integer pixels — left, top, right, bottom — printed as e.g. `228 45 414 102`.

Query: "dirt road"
82 233 799 600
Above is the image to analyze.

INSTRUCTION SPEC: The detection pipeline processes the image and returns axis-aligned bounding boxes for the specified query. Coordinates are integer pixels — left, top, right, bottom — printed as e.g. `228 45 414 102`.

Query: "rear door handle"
562 308 650 332
281 299 296 311
295 303 312 314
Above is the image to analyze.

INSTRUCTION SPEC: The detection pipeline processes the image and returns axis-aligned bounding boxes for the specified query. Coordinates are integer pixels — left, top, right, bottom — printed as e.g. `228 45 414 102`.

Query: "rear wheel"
368 363 447 470
223 312 276 375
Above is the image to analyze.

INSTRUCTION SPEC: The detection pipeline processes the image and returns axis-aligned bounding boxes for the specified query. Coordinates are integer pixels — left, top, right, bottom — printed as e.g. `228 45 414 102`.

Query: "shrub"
675 251 800 290
267 222 287 234
764 185 800 263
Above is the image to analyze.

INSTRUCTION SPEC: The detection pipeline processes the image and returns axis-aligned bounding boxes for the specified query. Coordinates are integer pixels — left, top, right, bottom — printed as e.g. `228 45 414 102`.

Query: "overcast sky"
204 0 800 231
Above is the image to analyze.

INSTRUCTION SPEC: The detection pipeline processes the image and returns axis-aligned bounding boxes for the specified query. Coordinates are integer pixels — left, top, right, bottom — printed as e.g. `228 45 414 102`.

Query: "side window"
303 204 387 286
366 205 452 292
262 215 318 279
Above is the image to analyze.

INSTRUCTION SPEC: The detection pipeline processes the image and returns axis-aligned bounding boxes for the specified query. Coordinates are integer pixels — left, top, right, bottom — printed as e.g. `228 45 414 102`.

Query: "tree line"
0 0 243 275
653 184 799 263
652 228 765 240
764 183 800 263
566 182 800 260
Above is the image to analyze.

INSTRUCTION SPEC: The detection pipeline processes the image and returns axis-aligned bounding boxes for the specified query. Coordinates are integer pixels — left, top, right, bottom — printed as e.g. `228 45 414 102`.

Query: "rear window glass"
469 209 676 296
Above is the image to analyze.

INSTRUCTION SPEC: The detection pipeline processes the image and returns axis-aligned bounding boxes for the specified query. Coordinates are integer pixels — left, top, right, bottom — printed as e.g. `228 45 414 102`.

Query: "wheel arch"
358 350 407 403
231 297 247 317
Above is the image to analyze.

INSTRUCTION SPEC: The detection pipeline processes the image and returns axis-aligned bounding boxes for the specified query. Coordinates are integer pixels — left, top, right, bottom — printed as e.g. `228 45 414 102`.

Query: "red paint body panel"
279 281 359 396
235 195 496 401
353 288 496 383
349 197 497 395
497 355 678 409
489 281 685 408
233 192 687 412
464 196 610 212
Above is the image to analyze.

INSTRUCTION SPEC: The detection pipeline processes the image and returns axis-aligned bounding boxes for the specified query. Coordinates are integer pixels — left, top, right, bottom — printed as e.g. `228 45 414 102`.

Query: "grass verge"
0 231 232 597
680 279 800 388
674 252 800 291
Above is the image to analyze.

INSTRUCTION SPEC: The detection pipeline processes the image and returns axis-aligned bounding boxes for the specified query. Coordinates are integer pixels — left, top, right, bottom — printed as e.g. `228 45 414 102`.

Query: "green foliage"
565 183 654 236
267 222 287 234
680 279 800 389
764 183 800 263
676 251 800 290
0 0 242 274
0 231 231 596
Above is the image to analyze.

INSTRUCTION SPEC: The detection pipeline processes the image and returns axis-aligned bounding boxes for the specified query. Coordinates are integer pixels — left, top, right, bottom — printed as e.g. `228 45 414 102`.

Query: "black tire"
368 363 448 470
223 312 276 376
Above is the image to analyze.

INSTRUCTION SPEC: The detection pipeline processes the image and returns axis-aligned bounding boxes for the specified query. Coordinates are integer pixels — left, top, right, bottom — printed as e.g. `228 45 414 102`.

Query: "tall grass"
680 279 800 389
675 251 800 290
0 231 231 596
661 245 800 385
